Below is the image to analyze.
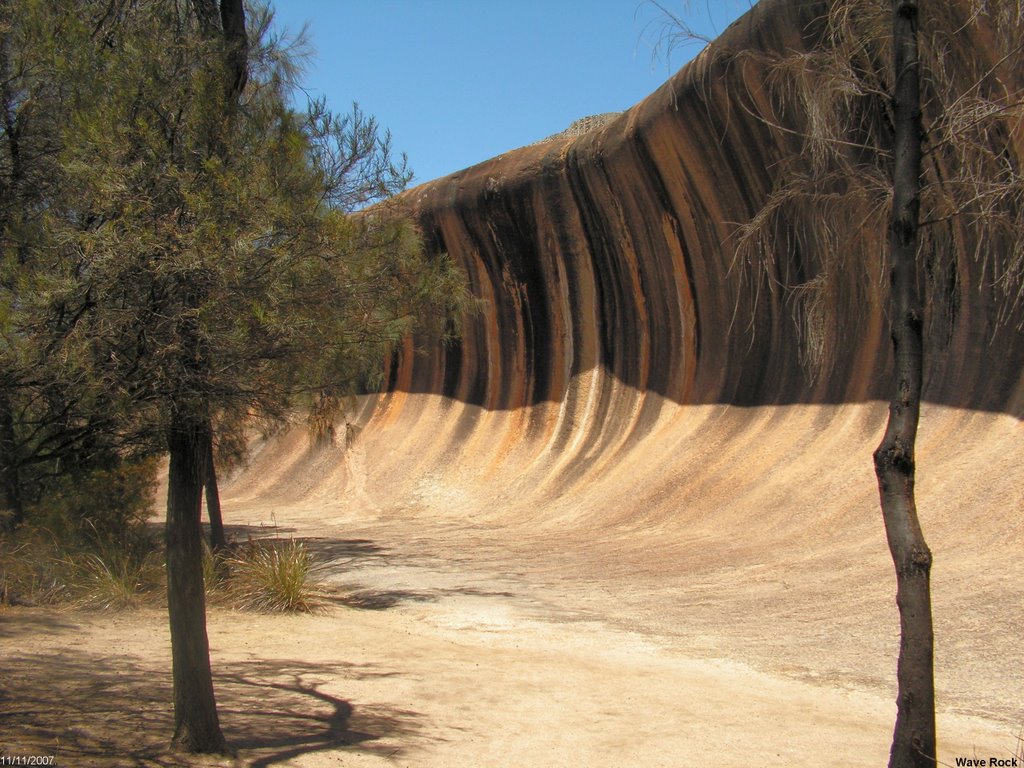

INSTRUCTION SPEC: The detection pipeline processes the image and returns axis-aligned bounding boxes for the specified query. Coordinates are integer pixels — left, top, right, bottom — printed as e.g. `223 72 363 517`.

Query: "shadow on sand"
0 642 425 767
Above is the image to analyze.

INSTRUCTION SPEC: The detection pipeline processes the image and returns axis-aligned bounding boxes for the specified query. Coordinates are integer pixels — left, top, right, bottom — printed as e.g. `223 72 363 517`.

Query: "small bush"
28 459 159 552
0 528 163 609
1 459 162 608
3 461 329 615
63 547 163 609
0 534 71 606
222 538 325 613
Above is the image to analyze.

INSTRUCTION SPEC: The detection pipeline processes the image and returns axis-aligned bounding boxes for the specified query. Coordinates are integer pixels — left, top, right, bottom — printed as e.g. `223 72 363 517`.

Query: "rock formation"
227 0 1023 721
382 0 1021 441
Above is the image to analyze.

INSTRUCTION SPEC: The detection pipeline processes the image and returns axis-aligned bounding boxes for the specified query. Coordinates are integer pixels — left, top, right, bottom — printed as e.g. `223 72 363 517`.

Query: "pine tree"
3 0 467 751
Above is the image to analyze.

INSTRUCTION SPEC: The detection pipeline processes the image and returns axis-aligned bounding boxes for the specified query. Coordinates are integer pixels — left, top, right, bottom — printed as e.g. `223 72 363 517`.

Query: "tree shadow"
0 609 79 639
327 584 519 612
298 537 391 569
218 659 423 767
279 533 526 612
0 644 426 767
142 521 303 547
328 588 437 610
219 523 299 542
2 648 184 767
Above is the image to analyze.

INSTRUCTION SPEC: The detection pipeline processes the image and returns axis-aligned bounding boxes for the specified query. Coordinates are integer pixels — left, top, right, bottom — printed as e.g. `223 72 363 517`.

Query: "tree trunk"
875 3 936 767
218 0 248 102
162 0 245 748
162 0 246 748
165 416 227 754
204 429 226 552
0 391 24 532
193 0 247 106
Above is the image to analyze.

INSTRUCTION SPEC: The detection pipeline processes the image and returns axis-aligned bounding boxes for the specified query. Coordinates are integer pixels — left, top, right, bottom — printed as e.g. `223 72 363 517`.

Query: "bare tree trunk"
875 3 936 767
162 0 247 748
165 415 227 754
0 391 24 532
218 0 248 101
193 0 247 105
204 429 226 551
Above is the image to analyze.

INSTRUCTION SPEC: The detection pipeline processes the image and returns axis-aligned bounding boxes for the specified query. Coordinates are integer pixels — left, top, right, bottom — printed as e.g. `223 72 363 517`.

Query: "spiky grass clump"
0 535 70 606
0 529 162 609
202 541 229 600
223 538 325 613
1 459 163 609
65 547 162 609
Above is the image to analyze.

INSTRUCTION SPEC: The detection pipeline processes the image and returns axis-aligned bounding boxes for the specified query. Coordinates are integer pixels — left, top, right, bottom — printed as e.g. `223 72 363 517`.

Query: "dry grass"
0 530 162 609
2 528 329 615
0 534 71 606
63 548 163 609
219 538 327 613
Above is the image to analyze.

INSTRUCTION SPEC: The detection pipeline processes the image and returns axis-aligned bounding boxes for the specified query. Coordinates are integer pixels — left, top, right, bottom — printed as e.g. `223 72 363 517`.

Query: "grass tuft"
222 538 325 613
202 540 228 599
2 519 328 615
0 534 70 606
0 528 161 609
65 548 162 609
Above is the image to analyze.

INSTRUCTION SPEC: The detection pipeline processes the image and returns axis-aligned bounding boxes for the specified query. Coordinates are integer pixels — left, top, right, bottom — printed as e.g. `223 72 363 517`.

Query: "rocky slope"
225 0 1023 733
392 0 1020 418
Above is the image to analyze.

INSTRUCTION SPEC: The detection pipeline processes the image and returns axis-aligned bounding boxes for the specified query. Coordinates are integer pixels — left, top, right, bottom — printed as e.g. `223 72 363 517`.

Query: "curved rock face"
381 0 1021 434
225 1 1023 717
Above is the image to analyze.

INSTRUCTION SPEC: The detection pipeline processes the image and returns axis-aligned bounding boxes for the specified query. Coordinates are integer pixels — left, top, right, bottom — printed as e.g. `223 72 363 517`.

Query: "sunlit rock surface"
369 0 1021 476
230 0 1024 535
222 0 1024 524
227 0 1022 720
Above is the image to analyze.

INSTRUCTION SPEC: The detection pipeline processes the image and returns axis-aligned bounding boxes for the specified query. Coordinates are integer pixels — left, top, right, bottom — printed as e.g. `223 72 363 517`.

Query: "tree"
875 4 933 764
194 0 243 560
719 1 1022 766
2 2 146 534
204 443 227 552
0 0 69 530
4 0 467 753
660 1 1022 765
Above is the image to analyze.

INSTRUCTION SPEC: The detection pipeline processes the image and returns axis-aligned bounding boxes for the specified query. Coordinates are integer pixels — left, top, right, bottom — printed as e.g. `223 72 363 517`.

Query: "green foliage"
1 458 161 607
28 459 159 549
41 0 467 432
221 538 325 613
0 0 470 533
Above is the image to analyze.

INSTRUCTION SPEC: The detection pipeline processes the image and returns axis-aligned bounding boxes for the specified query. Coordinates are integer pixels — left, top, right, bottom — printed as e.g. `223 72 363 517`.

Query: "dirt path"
3 401 1022 766
3 505 1020 767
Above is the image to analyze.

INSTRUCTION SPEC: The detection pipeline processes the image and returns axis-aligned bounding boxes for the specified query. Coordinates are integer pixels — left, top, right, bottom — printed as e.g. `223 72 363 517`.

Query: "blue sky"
270 1 753 185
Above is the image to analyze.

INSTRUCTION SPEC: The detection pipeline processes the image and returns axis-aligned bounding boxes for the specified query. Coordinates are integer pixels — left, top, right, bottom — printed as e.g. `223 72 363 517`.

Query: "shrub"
0 534 71 606
28 459 159 551
0 529 164 609
62 547 163 609
222 538 325 613
1 459 162 608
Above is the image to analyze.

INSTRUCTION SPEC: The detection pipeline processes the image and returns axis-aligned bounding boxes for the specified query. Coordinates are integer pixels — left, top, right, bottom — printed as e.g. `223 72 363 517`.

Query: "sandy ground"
2 400 1022 767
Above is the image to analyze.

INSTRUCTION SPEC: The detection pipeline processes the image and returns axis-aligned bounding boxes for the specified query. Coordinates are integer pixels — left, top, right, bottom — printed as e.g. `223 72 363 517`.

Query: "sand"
2 397 1022 767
